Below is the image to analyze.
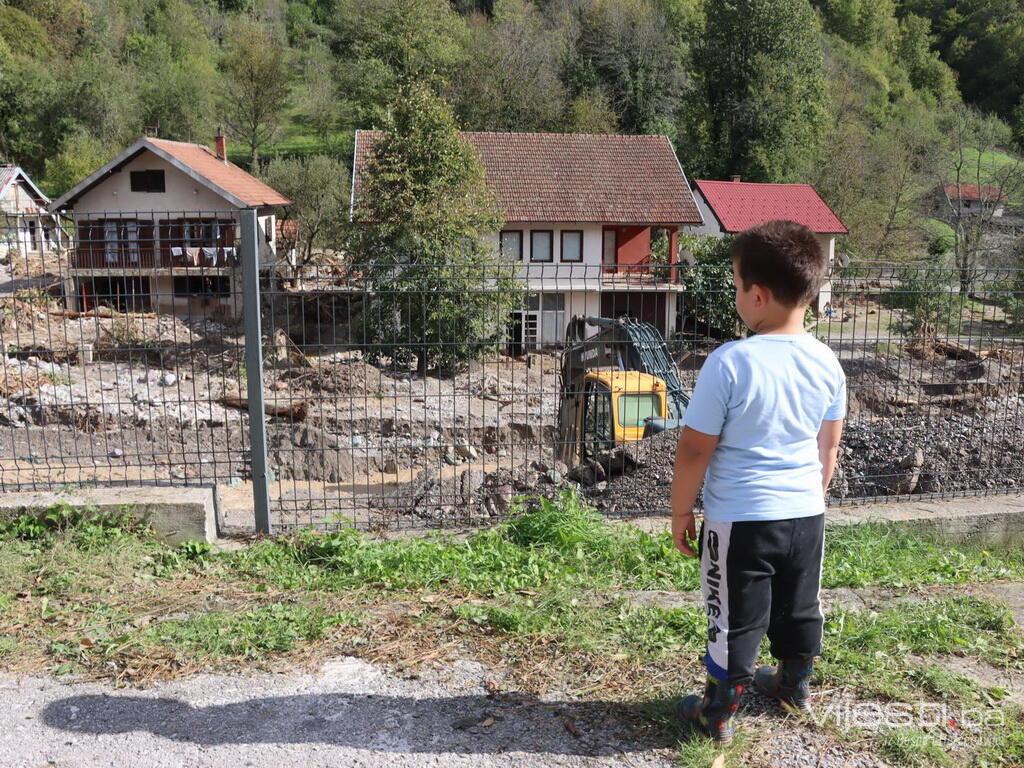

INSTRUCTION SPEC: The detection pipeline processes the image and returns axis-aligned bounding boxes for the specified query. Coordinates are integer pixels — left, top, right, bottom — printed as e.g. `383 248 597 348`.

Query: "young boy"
671 220 846 743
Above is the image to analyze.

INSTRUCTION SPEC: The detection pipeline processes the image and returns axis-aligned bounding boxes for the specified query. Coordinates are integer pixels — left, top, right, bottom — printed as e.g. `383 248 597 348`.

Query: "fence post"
240 208 272 535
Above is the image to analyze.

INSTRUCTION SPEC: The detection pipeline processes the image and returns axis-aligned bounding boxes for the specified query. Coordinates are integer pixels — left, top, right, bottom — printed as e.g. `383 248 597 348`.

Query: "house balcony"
600 258 682 288
71 245 240 272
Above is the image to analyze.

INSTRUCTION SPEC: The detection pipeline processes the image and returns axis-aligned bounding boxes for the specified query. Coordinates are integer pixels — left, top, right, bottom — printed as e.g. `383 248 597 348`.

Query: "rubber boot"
753 657 813 711
677 676 745 744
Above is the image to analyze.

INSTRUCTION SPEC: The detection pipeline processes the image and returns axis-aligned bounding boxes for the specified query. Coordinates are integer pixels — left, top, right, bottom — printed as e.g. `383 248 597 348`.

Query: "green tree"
259 155 349 283
347 84 519 374
41 129 115 198
221 19 291 165
133 0 219 141
449 0 567 132
893 14 957 104
678 235 741 338
331 0 467 128
0 37 57 171
685 0 829 181
568 0 682 135
814 0 895 48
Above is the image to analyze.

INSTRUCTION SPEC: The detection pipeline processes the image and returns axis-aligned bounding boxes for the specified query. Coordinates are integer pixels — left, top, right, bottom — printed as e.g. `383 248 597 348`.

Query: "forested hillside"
0 0 1022 261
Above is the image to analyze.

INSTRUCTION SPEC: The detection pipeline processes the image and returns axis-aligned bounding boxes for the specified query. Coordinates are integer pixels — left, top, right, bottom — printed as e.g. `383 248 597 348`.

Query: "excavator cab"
578 370 668 459
557 316 688 466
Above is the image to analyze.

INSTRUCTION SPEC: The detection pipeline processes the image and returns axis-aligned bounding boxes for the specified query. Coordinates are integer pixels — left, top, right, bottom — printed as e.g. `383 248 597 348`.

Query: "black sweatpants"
698 514 825 685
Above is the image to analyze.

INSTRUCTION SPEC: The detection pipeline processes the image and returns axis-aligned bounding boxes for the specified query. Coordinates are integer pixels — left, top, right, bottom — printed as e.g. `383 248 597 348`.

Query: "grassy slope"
1 496 1023 767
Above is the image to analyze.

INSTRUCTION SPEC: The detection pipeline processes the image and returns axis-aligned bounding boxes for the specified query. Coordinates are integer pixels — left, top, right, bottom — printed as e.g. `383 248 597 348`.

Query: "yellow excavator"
556 316 690 466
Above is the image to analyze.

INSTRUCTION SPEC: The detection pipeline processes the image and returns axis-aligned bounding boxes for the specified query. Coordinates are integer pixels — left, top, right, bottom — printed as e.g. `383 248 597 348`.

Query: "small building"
0 165 62 259
687 178 848 314
352 131 704 347
49 132 289 317
939 183 1007 219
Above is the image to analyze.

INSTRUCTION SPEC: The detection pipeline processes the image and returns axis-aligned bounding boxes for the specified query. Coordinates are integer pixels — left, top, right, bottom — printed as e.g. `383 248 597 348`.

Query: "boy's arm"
671 426 719 557
818 419 844 493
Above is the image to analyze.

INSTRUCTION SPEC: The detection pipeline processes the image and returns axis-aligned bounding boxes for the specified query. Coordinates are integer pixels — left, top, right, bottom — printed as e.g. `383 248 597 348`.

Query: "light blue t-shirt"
683 333 846 522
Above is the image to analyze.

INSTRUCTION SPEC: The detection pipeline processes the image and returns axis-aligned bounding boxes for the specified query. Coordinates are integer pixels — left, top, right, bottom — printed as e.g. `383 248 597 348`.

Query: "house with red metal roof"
352 130 703 347
0 165 63 259
687 177 848 315
688 177 847 261
939 183 1008 218
49 132 290 318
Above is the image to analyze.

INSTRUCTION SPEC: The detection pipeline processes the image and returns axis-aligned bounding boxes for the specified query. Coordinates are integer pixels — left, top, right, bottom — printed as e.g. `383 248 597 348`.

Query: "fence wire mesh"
1 211 1022 533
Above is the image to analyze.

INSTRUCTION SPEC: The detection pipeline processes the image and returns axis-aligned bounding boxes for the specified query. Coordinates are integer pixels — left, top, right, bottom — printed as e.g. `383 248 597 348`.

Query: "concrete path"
0 657 675 768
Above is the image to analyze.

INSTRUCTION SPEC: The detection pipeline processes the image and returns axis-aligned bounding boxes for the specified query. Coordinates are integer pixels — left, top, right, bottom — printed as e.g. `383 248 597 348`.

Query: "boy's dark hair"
730 220 826 307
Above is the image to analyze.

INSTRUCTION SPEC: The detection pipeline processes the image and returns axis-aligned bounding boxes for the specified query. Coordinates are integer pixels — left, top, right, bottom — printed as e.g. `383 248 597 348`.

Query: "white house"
939 183 1007 219
352 131 704 348
0 165 62 259
687 178 848 314
49 132 290 318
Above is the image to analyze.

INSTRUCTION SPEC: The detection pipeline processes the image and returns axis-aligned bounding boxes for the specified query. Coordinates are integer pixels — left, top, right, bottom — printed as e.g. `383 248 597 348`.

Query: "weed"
877 727 950 767
823 523 1024 587
976 707 1024 767
148 604 359 661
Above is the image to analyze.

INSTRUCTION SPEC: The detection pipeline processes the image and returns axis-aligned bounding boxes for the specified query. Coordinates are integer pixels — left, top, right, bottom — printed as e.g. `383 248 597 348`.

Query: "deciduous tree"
347 84 519 374
221 20 291 165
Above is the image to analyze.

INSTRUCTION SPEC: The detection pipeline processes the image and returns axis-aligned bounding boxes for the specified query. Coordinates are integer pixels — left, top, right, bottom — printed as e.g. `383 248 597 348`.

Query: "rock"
158 372 177 387
455 443 479 461
553 460 569 477
523 471 540 490
544 468 563 485
109 448 124 459
383 458 399 474
444 449 460 466
531 460 550 473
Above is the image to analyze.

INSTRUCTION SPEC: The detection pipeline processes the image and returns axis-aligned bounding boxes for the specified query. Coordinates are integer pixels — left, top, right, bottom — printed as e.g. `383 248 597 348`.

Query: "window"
524 292 540 311
582 381 614 457
129 170 166 193
530 230 553 262
123 221 139 262
602 229 617 267
103 221 118 263
173 276 231 297
560 230 583 262
617 393 662 427
541 293 564 311
500 230 523 260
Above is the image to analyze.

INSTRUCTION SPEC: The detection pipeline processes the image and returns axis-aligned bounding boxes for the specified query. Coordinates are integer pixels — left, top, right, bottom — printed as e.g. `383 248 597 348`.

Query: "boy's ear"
752 282 772 307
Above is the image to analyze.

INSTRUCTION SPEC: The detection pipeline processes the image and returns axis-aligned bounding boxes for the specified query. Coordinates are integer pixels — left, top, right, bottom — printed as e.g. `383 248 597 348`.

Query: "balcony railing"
600 257 680 285
73 244 240 270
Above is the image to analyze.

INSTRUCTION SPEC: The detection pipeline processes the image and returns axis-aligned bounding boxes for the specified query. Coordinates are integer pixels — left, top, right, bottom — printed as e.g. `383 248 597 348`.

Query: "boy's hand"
672 510 698 557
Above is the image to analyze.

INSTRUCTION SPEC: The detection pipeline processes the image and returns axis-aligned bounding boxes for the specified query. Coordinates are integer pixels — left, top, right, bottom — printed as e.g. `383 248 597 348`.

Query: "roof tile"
148 138 290 207
353 131 701 225
695 179 847 235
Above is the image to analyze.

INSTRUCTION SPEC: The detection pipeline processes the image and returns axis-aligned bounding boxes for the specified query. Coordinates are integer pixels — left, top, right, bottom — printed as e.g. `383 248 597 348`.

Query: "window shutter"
139 222 154 265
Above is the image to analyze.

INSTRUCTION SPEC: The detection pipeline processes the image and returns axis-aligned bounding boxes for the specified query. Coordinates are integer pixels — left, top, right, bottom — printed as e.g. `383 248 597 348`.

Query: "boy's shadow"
42 690 683 756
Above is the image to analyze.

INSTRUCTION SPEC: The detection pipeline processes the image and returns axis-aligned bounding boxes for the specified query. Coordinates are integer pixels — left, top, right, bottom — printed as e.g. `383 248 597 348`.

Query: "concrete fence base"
826 495 1024 547
0 486 218 545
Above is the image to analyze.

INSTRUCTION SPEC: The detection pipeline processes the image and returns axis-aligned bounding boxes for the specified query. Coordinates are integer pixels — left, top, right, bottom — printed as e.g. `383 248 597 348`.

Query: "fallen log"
220 394 308 421
48 307 158 320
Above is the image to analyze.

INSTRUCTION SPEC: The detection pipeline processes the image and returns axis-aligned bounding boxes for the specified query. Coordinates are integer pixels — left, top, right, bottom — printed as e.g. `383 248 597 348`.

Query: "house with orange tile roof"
352 130 704 348
49 131 290 317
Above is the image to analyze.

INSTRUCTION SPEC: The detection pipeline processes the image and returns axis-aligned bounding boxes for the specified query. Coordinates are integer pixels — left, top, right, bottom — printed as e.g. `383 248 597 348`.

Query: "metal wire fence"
1 211 1022 532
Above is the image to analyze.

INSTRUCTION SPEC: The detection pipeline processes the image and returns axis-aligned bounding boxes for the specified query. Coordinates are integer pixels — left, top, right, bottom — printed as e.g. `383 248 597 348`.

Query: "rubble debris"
220 394 308 421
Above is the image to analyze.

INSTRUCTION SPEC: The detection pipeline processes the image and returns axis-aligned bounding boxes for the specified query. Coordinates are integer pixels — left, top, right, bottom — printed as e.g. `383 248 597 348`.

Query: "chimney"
215 127 227 163
731 175 742 183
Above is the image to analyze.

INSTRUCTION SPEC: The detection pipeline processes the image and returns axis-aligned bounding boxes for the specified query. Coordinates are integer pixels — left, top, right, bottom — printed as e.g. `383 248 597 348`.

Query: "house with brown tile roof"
352 130 703 347
49 132 290 318
0 165 63 259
